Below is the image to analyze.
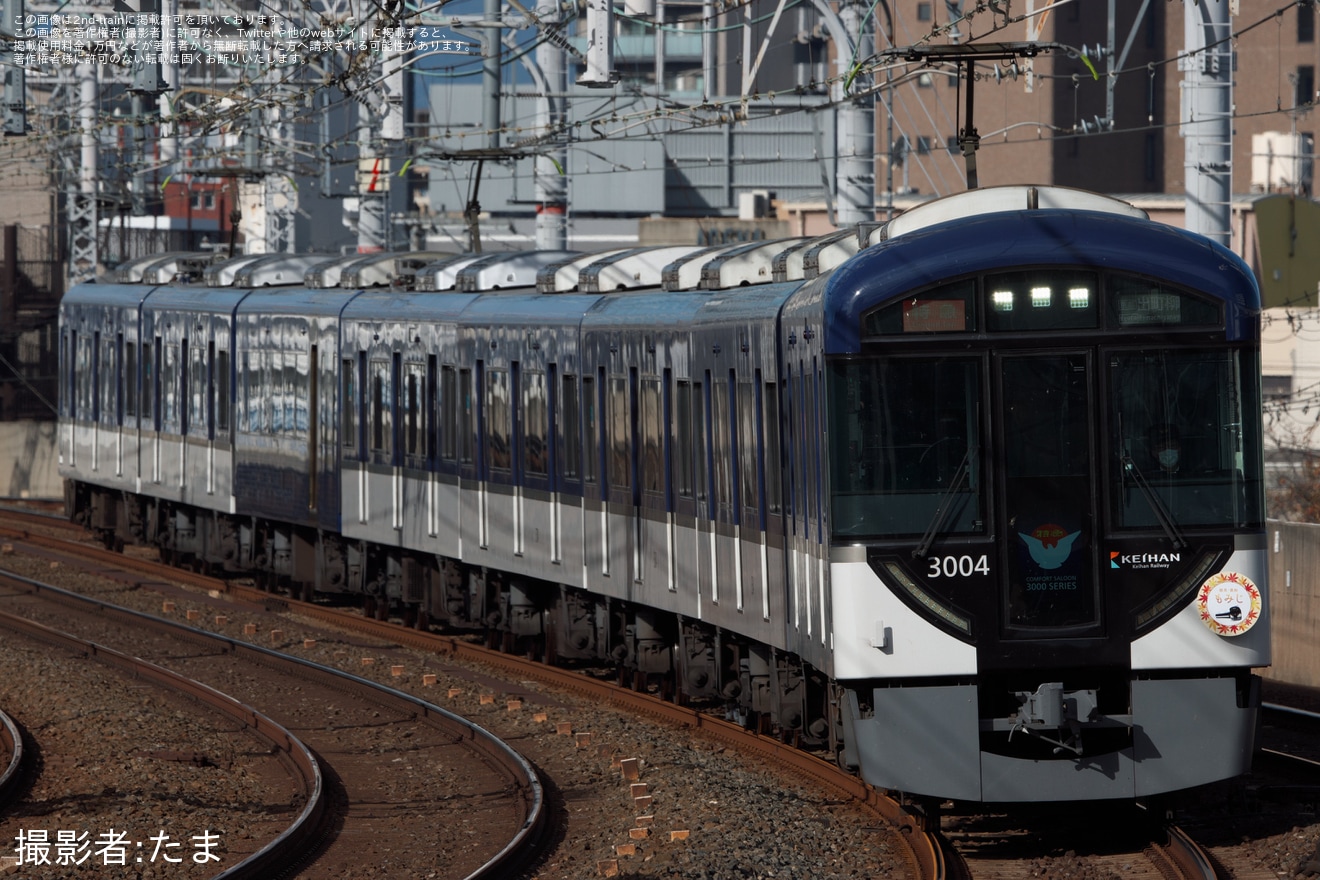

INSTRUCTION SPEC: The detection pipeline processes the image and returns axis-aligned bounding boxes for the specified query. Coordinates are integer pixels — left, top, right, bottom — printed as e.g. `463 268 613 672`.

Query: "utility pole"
834 0 874 225
2 0 25 135
534 1 567 249
1181 0 1233 245
66 62 98 282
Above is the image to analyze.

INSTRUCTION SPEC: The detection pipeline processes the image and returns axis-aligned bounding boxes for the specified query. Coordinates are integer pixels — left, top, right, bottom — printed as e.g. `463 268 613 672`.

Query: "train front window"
828 357 983 539
1109 349 1263 529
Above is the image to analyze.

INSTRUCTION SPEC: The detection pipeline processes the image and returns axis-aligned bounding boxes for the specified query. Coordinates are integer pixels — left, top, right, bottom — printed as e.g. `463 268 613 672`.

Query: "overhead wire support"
880 41 1060 191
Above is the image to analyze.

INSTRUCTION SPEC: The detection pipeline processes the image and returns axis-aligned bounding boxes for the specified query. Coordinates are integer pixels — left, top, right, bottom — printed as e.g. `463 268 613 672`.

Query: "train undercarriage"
65 479 841 756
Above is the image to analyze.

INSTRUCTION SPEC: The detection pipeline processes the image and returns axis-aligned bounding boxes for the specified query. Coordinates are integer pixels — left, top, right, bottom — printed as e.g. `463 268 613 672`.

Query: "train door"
205 336 216 496
992 352 1103 657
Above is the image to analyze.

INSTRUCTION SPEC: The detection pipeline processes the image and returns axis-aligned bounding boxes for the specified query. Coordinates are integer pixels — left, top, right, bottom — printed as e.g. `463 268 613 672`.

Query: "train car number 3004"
926 555 991 578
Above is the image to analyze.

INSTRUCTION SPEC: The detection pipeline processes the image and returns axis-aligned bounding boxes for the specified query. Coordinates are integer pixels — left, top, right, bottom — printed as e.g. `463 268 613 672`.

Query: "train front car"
796 187 1267 804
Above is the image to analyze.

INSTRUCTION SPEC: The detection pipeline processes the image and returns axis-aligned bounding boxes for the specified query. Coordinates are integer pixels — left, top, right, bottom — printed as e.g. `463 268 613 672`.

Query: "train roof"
203 254 268 287
536 249 634 293
454 250 582 292
233 254 338 287
459 292 604 326
341 289 481 323
304 254 377 289
579 245 710 293
113 251 208 284
699 238 809 290
60 282 159 308
143 285 251 311
816 204 1261 351
341 250 458 289
235 286 362 317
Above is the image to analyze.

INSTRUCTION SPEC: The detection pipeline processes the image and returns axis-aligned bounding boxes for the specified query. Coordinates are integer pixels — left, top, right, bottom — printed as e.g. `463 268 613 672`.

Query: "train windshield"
828 357 984 538
1108 349 1263 529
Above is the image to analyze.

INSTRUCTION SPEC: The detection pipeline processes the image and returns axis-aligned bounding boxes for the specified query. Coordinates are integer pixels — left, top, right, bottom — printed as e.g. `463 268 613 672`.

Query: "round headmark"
1196 572 1261 637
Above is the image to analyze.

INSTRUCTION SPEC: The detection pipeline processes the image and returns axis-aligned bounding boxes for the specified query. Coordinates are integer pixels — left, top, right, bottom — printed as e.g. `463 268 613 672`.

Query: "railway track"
0 604 322 878
940 808 1222 880
0 508 948 880
0 564 548 879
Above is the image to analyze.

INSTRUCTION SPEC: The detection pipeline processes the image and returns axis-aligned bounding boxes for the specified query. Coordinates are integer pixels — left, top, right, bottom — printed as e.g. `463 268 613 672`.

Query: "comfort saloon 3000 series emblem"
1018 523 1080 570
1196 572 1262 636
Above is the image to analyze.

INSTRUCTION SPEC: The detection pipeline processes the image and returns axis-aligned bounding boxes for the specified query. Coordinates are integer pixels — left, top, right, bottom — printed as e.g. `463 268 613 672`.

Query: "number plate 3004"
927 555 990 578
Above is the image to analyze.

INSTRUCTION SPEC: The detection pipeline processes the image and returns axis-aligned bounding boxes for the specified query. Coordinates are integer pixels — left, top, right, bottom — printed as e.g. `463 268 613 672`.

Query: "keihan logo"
1018 523 1080 570
1110 551 1182 569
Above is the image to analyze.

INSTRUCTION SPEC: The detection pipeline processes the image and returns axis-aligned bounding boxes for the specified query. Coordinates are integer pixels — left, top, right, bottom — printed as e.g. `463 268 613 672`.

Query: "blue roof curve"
819 209 1261 352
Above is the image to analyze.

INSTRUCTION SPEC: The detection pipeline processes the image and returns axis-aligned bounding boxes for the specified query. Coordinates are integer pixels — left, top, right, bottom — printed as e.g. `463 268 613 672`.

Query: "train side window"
115 333 125 426
124 341 137 419
79 332 91 421
582 374 597 487
267 350 282 433
216 349 230 436
459 368 474 464
676 380 692 498
797 363 812 534
241 351 254 433
641 376 662 498
63 330 72 420
712 373 733 513
440 365 456 462
97 333 112 424
283 348 297 435
525 369 548 476
562 373 580 480
426 356 437 465
738 379 759 515
391 352 401 458
694 379 708 504
608 374 630 491
190 340 206 436
205 341 216 437
341 357 357 451
764 380 781 515
163 344 179 432
295 350 311 436
405 361 423 458
487 367 511 472
371 358 389 452
145 340 157 429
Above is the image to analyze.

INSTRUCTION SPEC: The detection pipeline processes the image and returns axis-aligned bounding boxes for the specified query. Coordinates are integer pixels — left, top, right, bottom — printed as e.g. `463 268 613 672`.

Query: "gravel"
0 548 905 879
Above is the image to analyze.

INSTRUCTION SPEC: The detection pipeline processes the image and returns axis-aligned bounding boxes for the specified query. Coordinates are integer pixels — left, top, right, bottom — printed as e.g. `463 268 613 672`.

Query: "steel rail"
0 515 937 880
0 602 325 880
1156 825 1220 880
0 565 549 880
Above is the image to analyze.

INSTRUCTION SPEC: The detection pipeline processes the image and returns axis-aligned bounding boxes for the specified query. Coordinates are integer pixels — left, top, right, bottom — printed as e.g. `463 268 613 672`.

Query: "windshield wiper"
913 447 971 559
1120 454 1186 549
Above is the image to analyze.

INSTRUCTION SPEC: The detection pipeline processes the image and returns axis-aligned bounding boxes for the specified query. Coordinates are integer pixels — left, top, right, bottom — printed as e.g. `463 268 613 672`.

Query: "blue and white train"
58 185 1268 805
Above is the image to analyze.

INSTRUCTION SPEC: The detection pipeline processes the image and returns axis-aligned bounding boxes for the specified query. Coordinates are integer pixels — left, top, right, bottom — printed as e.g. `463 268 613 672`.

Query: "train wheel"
414 610 429 632
374 599 388 621
501 631 516 654
364 595 377 618
403 607 417 629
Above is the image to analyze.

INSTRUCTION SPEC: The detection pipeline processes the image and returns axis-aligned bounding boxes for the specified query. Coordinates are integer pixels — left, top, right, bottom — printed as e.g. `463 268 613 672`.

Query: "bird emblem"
1018 528 1081 570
